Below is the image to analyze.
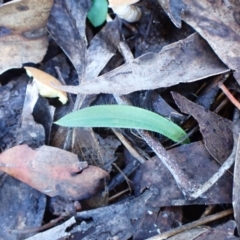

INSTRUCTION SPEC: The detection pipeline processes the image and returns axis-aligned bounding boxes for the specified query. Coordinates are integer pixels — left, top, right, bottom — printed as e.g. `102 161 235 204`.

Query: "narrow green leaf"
55 105 189 143
87 0 108 27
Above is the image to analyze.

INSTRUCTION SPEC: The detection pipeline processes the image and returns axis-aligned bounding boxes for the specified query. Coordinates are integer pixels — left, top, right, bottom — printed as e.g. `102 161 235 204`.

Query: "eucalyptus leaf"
55 105 188 143
87 0 108 27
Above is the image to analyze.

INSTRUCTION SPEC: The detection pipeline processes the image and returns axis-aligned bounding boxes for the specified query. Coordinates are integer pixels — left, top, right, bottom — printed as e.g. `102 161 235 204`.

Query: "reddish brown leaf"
0 145 109 200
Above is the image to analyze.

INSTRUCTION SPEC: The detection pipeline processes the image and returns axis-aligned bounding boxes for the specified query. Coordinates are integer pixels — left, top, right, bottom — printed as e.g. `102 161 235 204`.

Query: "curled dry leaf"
24 66 68 104
0 145 109 200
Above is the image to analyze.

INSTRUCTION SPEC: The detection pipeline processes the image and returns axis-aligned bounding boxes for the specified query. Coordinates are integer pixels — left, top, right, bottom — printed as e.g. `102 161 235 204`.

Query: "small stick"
108 159 140 191
112 162 132 192
190 146 235 199
146 208 233 240
108 188 130 202
10 215 66 234
138 129 201 197
218 82 240 110
200 205 216 218
166 126 199 150
189 123 238 199
112 128 145 163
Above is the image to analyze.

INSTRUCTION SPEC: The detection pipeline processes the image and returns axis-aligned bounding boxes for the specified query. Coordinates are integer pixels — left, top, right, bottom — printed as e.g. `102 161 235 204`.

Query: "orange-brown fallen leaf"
24 66 68 104
0 145 109 200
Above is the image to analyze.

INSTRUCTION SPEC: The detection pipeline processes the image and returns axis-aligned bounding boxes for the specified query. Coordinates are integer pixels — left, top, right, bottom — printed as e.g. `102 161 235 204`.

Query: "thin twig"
108 188 131 202
190 147 235 199
112 128 145 163
200 205 216 218
10 215 66 234
108 159 140 191
112 162 132 192
218 82 240 110
166 125 199 150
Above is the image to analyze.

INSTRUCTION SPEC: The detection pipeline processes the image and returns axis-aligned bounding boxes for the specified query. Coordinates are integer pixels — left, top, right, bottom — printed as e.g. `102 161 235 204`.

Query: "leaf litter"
0 0 240 239
0 0 53 74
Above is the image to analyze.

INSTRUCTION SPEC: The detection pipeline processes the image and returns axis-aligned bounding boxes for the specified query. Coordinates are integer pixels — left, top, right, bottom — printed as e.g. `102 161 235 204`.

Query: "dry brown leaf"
158 0 186 28
53 33 229 95
0 145 109 200
181 0 240 85
132 142 232 207
16 81 45 148
194 220 237 240
0 0 53 74
172 92 233 163
47 0 87 77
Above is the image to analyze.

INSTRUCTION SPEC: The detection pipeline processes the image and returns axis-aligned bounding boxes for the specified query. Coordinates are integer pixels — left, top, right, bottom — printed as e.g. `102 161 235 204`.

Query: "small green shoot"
55 105 189 143
87 0 108 27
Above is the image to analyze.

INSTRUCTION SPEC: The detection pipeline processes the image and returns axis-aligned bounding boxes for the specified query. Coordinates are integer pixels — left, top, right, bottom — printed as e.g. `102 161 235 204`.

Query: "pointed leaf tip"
55 105 189 143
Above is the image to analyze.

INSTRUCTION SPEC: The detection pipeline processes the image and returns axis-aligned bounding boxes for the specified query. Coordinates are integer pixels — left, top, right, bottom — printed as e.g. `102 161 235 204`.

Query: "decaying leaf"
16 81 45 148
0 174 46 240
132 142 232 207
73 191 154 239
0 145 109 200
172 92 233 163
193 220 237 240
54 33 229 95
24 66 68 104
158 0 186 28
47 0 88 77
133 206 183 239
73 130 121 168
25 217 76 240
0 0 53 74
0 77 27 151
85 18 121 79
181 0 240 85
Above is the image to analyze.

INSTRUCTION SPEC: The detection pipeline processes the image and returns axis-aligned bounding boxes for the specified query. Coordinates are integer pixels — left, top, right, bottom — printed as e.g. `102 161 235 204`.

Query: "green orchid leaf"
55 105 189 143
87 0 108 27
